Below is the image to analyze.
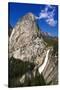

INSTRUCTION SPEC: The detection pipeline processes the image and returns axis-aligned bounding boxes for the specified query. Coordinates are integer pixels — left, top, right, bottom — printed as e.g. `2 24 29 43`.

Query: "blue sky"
8 3 58 36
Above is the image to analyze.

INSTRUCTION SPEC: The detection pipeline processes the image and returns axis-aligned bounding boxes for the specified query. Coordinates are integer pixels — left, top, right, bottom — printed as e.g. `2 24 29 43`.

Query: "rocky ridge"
8 12 58 86
9 12 46 65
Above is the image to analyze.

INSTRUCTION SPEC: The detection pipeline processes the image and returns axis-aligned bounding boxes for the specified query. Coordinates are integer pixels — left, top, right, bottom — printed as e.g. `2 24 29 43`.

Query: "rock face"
8 12 58 86
9 13 46 64
42 47 58 85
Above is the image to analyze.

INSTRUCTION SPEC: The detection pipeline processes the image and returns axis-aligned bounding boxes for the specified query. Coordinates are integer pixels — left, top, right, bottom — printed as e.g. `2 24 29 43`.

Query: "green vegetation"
35 21 40 33
43 37 57 46
8 57 46 87
30 73 46 86
43 36 58 55
35 27 39 33
53 41 58 55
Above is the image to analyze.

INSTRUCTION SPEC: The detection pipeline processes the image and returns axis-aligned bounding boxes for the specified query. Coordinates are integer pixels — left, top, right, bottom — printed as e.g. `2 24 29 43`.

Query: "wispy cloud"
46 18 57 26
35 5 57 27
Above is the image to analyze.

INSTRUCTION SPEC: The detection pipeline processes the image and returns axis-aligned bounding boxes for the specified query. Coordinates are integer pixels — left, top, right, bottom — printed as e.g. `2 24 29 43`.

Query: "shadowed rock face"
8 24 13 37
9 12 46 64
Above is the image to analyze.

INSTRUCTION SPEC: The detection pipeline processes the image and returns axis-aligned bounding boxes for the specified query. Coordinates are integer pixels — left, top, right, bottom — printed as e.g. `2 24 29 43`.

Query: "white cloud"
46 18 57 26
39 11 48 19
35 5 57 27
35 10 48 19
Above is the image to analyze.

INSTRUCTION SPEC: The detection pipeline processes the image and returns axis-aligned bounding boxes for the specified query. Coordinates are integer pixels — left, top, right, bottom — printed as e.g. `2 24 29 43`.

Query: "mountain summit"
9 12 58 86
9 12 46 64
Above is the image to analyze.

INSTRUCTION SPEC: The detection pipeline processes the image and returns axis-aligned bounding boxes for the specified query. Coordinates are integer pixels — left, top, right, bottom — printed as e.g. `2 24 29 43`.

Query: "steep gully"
19 49 50 83
38 49 50 74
